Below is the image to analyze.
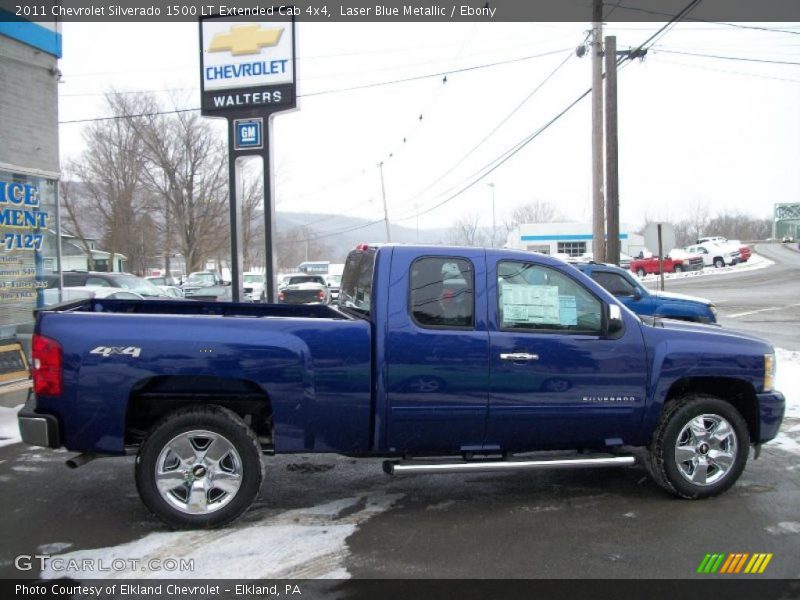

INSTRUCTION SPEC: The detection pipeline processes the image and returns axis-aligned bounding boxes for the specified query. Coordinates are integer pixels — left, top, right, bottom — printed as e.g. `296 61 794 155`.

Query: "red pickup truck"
630 253 704 277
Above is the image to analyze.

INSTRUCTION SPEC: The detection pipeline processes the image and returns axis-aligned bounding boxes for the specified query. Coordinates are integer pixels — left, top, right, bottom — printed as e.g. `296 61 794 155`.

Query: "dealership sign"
199 16 296 114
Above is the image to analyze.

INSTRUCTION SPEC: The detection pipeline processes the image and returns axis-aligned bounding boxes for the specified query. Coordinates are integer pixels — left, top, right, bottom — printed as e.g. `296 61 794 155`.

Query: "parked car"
325 273 342 302
145 276 185 298
629 251 703 277
697 237 750 262
55 271 174 299
44 286 146 304
181 271 225 298
20 244 784 529
685 243 740 268
243 272 266 302
574 262 717 323
277 274 330 305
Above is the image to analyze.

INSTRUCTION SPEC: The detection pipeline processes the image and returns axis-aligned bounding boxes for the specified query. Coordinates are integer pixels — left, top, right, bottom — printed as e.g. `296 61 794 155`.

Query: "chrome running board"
383 455 635 476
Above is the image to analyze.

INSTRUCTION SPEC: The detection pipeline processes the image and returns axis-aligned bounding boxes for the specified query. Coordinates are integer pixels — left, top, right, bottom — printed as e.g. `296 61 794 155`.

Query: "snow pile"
775 348 800 420
0 404 22 448
41 492 401 579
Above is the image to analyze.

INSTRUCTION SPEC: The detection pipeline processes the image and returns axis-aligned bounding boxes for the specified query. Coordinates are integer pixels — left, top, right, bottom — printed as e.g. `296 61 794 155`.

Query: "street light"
487 183 496 248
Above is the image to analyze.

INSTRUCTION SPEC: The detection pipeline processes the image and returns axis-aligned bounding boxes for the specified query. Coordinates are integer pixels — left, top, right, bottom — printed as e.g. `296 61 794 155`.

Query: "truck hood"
644 316 773 349
650 290 711 305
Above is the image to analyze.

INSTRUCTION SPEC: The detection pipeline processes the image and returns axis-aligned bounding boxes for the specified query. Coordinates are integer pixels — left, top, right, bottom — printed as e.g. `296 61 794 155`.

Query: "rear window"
288 276 325 285
338 248 376 317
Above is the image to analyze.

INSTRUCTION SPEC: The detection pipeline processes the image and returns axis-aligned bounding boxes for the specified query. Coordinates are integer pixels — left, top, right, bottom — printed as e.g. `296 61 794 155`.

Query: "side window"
591 272 636 297
85 277 111 287
498 261 602 334
410 257 474 329
62 273 85 287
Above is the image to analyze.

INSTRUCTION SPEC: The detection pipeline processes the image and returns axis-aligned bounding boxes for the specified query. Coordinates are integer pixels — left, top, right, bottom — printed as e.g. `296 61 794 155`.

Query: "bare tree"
504 199 562 233
58 177 96 270
446 213 488 247
113 93 229 273
69 98 148 272
275 226 332 271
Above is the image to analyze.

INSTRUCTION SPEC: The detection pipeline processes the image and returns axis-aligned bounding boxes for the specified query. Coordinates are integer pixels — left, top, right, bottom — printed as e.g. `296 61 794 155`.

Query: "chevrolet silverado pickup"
19 245 785 528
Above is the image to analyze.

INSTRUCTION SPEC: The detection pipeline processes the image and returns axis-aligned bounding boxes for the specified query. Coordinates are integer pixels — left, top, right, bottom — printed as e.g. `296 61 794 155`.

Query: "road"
644 243 800 350
0 245 798 582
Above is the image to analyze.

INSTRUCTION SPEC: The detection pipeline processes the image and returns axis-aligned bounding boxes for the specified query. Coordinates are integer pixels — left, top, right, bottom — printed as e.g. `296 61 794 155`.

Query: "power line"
608 4 800 36
653 48 800 66
58 47 571 124
654 56 800 83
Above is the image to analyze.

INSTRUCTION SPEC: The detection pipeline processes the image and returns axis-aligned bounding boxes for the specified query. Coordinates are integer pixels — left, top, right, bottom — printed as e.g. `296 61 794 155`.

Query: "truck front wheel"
646 394 749 499
135 405 263 529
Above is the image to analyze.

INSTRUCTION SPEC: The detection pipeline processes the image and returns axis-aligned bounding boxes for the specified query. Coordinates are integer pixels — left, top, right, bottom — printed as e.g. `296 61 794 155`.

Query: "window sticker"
558 295 578 326
501 284 560 325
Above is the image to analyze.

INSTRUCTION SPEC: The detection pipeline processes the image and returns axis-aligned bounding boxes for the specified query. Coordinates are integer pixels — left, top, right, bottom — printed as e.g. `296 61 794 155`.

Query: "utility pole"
487 182 496 247
604 35 620 266
591 0 605 262
378 161 391 243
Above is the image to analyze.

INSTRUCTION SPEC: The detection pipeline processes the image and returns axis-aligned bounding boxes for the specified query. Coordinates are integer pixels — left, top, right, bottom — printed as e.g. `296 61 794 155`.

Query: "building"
57 233 127 273
505 222 646 258
773 203 800 241
0 19 62 358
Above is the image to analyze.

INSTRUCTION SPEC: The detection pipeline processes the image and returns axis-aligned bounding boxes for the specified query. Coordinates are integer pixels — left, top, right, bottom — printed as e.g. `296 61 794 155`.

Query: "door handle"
500 352 539 362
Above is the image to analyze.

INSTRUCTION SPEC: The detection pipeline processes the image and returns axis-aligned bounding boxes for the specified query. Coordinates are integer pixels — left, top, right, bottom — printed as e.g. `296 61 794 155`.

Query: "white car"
685 243 739 268
44 286 146 305
243 272 266 302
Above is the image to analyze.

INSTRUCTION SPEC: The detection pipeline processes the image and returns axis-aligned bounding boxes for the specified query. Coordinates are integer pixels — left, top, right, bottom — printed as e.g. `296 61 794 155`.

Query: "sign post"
644 222 676 292
199 11 297 302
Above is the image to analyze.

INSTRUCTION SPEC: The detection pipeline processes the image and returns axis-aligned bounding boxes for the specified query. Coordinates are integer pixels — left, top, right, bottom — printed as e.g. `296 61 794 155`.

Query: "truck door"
486 256 648 451
385 249 489 454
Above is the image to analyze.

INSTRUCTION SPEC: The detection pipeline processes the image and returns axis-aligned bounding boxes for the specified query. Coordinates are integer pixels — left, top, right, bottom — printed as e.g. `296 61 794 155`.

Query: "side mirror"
607 304 625 337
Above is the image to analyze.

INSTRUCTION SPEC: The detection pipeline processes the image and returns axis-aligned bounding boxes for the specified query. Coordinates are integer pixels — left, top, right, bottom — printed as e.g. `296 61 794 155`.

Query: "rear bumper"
757 390 785 443
17 392 60 449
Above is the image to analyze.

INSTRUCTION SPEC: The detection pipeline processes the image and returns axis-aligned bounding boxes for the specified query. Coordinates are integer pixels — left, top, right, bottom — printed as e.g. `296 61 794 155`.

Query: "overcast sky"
56 20 800 233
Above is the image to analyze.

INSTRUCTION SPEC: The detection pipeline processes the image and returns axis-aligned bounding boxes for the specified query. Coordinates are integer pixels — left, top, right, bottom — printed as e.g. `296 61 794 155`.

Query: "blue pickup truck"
573 262 718 323
19 245 784 528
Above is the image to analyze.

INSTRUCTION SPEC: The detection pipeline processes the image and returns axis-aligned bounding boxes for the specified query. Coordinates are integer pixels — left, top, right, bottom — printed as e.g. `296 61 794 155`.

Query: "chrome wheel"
155 429 243 515
674 414 737 487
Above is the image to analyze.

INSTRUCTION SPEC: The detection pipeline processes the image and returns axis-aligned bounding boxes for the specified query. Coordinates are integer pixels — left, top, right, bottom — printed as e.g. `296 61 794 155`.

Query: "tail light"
32 334 62 396
317 290 325 300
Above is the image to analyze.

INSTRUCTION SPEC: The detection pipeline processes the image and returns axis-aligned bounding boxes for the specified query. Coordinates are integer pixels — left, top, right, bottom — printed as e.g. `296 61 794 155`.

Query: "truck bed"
39 297 348 319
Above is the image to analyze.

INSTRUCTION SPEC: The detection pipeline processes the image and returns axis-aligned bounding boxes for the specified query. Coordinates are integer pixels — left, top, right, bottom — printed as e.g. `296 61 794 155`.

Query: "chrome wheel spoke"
689 417 710 443
186 480 208 514
675 445 696 463
212 470 242 495
168 436 198 465
691 457 709 484
155 470 185 494
709 449 734 472
710 420 733 447
204 436 231 465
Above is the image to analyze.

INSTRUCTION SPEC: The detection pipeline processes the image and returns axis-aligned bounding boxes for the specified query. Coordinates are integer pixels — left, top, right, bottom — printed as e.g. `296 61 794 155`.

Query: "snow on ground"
0 405 22 448
40 492 401 580
638 251 774 286
766 348 800 456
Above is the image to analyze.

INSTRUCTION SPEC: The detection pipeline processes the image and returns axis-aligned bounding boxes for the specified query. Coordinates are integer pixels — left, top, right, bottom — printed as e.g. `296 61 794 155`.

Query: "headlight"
764 353 776 392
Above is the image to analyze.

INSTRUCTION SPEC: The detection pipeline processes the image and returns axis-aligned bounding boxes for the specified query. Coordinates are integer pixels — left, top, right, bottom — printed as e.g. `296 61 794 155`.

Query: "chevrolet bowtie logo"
209 25 283 56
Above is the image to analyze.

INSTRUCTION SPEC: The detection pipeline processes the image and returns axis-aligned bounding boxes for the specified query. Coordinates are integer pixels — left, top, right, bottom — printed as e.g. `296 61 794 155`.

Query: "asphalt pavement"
0 245 798 581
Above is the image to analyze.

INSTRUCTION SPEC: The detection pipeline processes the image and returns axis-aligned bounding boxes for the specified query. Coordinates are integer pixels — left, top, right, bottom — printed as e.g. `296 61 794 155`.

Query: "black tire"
674 265 683 273
636 268 646 277
135 405 263 529
713 257 725 268
646 394 749 499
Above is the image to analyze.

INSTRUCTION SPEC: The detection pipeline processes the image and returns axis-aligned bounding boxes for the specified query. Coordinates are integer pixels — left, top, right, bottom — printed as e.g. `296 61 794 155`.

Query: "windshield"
113 276 166 297
244 274 264 284
327 275 342 285
288 276 324 285
186 273 216 285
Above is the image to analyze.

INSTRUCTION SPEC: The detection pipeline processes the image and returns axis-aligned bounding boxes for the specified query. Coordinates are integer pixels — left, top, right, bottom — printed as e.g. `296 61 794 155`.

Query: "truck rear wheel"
646 394 749 499
713 257 725 268
636 267 646 277
135 405 263 529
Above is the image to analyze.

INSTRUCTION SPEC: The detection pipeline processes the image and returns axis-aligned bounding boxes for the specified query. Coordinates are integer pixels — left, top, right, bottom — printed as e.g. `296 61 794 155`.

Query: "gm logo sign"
234 118 263 151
